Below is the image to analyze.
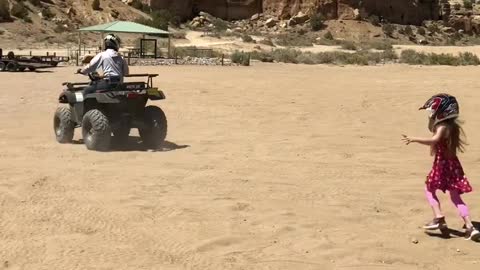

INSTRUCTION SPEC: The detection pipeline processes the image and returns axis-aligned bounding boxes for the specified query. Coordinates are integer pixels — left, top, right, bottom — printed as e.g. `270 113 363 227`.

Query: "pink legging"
425 186 470 217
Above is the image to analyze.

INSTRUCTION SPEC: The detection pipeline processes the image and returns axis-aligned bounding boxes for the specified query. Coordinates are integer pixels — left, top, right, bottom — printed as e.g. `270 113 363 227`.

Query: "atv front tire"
6 62 18 72
82 109 111 151
53 106 75 143
139 106 167 149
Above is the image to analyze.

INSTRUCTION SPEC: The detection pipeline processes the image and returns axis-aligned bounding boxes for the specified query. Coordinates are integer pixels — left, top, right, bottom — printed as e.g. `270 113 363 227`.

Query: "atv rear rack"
125 74 158 88
62 74 159 90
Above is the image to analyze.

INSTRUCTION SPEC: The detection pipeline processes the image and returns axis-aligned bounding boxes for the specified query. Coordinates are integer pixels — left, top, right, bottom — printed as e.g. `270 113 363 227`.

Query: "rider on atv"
77 33 129 94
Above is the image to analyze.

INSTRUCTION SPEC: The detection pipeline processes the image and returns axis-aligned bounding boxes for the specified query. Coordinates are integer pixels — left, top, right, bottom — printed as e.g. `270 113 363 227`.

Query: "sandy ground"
1 63 480 269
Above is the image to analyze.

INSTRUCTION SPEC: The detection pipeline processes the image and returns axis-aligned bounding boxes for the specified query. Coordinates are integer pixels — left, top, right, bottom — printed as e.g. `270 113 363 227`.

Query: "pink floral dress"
426 140 473 194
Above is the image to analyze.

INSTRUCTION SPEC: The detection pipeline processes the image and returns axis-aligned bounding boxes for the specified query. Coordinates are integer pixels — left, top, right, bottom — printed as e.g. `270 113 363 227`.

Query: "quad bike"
54 72 167 151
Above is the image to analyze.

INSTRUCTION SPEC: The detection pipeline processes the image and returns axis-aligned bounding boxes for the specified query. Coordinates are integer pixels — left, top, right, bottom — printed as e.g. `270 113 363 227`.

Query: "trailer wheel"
18 67 26 72
6 62 18 72
28 67 36 72
0 62 5 71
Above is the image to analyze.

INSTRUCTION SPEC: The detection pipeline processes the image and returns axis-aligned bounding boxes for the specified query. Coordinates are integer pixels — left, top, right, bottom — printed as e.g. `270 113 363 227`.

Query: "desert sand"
1 63 479 269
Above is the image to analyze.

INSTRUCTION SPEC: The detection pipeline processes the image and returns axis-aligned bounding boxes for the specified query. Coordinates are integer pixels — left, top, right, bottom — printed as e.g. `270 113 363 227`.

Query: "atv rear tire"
0 62 5 71
82 109 111 151
6 62 18 72
53 106 75 143
139 106 167 149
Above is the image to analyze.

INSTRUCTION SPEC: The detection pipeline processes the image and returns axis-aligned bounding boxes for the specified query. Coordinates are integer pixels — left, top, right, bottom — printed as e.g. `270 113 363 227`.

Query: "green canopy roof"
78 21 170 36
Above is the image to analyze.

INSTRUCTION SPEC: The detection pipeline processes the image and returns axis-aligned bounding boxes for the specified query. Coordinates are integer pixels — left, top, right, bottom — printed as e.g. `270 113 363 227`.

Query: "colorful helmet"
104 33 121 51
419 93 459 126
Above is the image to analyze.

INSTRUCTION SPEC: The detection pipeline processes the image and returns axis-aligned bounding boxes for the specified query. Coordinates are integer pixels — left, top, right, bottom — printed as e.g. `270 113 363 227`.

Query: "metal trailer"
0 49 68 72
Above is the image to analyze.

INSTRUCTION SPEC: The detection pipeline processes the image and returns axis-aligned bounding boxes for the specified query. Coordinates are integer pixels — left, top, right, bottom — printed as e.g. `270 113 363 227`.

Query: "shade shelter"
78 21 171 58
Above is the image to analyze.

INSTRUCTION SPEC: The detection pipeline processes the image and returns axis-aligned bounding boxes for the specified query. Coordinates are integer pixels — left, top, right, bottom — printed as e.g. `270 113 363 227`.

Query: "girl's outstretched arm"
402 125 446 146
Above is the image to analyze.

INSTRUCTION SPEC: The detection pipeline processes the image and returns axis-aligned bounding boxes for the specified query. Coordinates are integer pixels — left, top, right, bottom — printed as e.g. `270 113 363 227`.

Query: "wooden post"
154 39 158 59
222 54 224 66
29 51 32 56
76 51 79 66
168 34 171 58
78 31 82 56
127 52 131 65
47 52 49 56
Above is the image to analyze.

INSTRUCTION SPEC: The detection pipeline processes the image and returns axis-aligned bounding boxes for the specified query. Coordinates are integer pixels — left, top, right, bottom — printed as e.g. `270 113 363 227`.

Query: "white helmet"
104 33 121 51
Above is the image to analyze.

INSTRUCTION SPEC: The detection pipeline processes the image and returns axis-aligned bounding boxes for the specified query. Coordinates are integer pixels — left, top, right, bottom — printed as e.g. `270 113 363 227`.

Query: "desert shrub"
417 27 426 36
323 31 334 40
382 23 396 37
231 51 250 66
400 49 480 66
131 0 143 10
427 23 440 34
274 33 314 47
136 10 178 31
361 40 393 50
400 49 427 65
315 37 339 46
313 52 336 64
28 0 42 6
241 34 254 43
382 48 398 60
92 0 101 11
250 50 274 62
310 13 325 31
296 53 315 65
464 0 473 9
173 46 220 58
341 41 357 51
458 52 480 65
54 23 67 33
258 38 274 46
11 2 29 19
212 18 228 32
368 15 381 26
129 0 151 13
0 0 11 22
271 48 301 63
266 48 398 65
42 8 54 19
404 25 414 36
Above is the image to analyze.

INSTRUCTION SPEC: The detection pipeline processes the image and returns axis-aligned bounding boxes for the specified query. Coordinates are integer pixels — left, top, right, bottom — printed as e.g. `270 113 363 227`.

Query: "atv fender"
59 91 86 104
85 93 121 104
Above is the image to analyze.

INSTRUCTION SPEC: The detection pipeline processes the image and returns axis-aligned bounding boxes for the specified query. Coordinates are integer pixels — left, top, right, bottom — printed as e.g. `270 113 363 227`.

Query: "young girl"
402 93 479 241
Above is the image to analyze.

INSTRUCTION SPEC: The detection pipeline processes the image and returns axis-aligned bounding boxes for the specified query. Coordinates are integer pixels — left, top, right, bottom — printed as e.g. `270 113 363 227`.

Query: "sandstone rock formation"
145 0 442 25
